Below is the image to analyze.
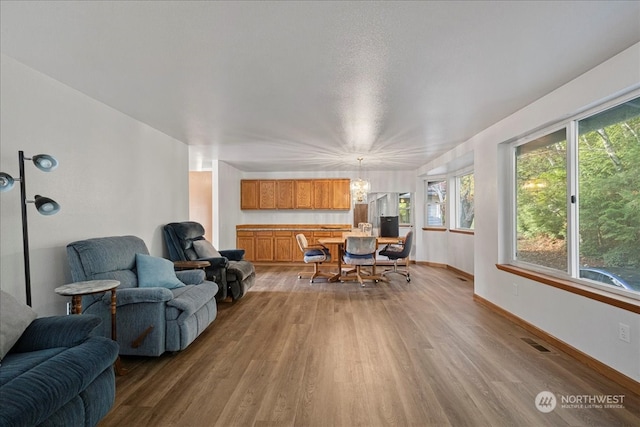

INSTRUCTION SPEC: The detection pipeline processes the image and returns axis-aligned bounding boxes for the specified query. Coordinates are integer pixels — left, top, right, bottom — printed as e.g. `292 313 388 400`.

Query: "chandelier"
350 157 370 204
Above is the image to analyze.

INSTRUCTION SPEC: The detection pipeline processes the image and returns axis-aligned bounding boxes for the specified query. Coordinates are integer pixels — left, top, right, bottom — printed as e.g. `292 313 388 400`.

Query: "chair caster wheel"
406 276 411 282
310 279 314 283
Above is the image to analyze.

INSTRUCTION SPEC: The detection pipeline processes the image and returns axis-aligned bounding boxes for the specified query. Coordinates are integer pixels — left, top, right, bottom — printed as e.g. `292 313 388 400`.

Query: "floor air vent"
521 337 550 353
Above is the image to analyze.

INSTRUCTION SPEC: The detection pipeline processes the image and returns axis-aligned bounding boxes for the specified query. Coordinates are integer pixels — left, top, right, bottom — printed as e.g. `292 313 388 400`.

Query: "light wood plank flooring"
100 265 640 426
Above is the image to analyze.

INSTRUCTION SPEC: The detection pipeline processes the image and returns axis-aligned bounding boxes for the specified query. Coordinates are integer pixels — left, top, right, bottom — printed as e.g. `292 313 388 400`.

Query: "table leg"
329 243 344 282
71 295 82 314
109 289 127 375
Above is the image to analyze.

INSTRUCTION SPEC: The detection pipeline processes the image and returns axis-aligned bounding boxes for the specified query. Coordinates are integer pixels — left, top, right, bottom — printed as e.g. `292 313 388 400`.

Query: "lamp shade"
0 172 15 192
32 154 58 172
34 195 60 215
350 178 370 204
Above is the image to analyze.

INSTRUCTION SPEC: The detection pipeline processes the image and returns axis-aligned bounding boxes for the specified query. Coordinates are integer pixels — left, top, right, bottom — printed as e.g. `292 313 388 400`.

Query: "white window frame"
424 178 447 228
453 168 475 231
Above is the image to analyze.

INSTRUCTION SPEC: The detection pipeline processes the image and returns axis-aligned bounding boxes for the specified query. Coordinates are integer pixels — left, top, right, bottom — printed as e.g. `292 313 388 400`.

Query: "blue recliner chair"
163 221 256 301
66 235 218 357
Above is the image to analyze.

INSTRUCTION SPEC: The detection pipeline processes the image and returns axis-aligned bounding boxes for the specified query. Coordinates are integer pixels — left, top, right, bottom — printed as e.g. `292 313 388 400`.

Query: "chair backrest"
295 234 308 253
397 230 414 258
345 236 377 256
164 221 207 261
67 235 149 286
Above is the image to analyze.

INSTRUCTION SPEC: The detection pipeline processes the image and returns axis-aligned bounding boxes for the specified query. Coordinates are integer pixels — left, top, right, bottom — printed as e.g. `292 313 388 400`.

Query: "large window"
456 172 474 230
426 180 447 227
512 95 640 296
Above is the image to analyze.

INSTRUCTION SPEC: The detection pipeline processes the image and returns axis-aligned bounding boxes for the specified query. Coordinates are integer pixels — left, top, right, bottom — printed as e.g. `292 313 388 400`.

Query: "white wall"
428 43 640 381
0 55 190 316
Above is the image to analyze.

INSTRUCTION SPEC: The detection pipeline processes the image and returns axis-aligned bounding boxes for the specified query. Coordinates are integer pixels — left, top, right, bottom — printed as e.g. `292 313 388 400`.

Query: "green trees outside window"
578 100 640 270
516 129 567 270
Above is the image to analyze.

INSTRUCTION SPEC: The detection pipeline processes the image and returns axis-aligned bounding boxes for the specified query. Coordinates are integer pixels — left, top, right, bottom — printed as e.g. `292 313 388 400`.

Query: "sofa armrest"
102 287 173 307
198 256 229 269
10 315 102 353
175 269 206 285
219 249 245 261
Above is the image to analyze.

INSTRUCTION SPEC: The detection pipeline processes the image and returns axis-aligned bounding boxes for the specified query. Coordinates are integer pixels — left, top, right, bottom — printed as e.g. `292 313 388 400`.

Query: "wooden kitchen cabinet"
240 180 260 210
313 180 332 209
259 180 277 209
294 180 313 209
254 231 274 261
274 231 294 261
276 180 295 209
332 179 351 210
236 231 255 261
241 179 350 210
236 224 351 263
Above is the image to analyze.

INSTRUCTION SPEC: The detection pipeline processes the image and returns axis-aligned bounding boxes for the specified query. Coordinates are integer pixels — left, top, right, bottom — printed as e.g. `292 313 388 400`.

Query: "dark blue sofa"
0 315 118 427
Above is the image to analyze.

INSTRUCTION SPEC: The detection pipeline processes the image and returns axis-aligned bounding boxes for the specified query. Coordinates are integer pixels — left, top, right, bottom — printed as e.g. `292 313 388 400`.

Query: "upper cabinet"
241 178 351 210
276 180 295 209
240 180 260 210
294 180 313 209
259 180 277 209
313 179 332 209
332 179 351 210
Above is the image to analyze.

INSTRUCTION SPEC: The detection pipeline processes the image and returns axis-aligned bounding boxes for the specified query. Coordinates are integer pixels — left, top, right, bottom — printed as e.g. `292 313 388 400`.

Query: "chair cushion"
167 282 219 320
303 248 330 263
0 291 37 360
343 253 375 265
305 248 328 257
135 254 185 289
193 240 221 258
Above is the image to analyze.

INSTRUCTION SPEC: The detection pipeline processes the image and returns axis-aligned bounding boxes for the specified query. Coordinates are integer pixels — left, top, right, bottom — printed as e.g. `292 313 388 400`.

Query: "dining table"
317 234 406 283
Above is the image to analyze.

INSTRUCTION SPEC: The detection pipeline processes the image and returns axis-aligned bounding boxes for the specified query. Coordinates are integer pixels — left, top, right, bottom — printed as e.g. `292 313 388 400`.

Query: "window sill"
450 229 474 235
422 227 447 232
496 264 640 314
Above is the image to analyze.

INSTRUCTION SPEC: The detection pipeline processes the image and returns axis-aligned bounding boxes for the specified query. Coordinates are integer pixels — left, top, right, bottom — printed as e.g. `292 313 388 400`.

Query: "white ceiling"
2 1 639 172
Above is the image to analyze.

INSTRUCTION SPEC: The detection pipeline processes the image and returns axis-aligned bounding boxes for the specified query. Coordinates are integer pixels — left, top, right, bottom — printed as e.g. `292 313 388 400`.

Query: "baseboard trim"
473 293 640 395
446 265 474 281
415 261 474 281
416 261 446 268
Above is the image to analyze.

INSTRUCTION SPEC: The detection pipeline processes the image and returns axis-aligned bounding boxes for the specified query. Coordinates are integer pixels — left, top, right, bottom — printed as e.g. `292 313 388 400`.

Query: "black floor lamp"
0 151 60 306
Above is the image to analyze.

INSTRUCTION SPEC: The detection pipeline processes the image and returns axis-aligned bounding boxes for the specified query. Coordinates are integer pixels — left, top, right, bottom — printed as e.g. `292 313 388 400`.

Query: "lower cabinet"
274 231 294 262
237 225 350 263
236 231 255 261
255 231 274 261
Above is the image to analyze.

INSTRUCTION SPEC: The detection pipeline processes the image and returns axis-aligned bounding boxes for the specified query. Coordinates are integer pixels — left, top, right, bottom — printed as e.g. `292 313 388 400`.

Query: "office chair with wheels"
342 236 378 287
379 230 414 282
296 234 333 283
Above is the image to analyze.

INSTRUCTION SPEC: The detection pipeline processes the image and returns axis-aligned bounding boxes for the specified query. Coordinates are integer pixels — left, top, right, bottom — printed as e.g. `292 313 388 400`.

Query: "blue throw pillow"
136 253 185 289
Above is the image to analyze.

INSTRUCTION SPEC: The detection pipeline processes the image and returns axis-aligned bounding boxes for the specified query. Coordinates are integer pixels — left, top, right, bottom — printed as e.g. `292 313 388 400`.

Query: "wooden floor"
100 265 640 427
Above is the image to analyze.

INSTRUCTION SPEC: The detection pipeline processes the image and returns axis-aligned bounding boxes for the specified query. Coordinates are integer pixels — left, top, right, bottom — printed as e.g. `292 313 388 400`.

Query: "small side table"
173 260 211 270
55 279 126 375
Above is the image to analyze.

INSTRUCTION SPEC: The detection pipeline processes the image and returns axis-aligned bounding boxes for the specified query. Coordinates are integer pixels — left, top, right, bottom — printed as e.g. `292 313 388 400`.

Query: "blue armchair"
0 314 118 427
66 235 218 357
